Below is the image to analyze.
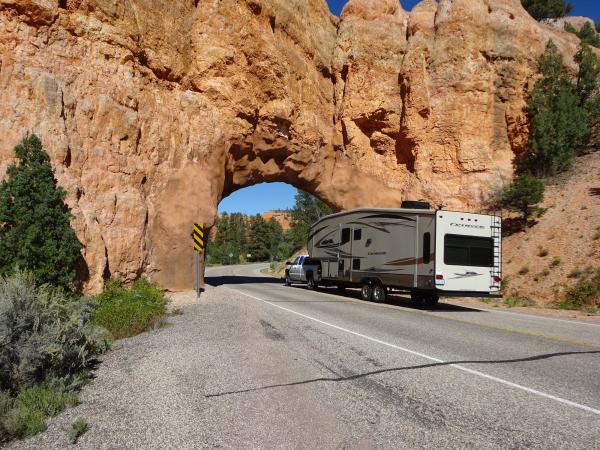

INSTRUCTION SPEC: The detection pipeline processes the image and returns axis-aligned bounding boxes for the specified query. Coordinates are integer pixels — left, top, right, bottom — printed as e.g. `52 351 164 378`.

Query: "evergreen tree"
290 190 331 250
575 42 600 147
521 0 572 20
565 22 600 49
500 175 545 222
246 215 271 261
522 40 588 176
0 135 82 290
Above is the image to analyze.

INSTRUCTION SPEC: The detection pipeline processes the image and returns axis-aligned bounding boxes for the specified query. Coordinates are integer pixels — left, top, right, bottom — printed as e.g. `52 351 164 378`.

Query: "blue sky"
220 0 599 215
219 183 298 214
326 0 599 21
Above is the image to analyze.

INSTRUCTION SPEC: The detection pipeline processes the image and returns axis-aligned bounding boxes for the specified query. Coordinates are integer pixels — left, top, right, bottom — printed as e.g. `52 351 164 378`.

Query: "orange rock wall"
0 0 585 291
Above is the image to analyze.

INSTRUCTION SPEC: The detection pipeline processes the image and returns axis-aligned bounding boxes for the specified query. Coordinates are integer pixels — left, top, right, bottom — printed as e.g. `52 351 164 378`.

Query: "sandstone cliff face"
0 0 585 291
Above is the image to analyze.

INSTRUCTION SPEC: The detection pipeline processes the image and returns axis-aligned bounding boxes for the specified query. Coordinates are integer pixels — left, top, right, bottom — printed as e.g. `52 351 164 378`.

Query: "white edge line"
227 287 600 417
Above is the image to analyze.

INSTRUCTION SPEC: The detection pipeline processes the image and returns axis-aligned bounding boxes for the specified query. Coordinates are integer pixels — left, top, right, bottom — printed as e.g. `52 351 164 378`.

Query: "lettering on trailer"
449 223 485 229
193 223 204 252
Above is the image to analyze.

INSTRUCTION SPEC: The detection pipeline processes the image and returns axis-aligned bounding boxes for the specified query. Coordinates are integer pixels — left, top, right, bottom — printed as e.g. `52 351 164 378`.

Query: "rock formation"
0 0 587 291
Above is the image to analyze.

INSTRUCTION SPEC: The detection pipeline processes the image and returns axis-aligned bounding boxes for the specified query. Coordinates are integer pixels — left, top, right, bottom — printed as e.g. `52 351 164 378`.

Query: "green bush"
1 384 77 441
0 271 108 393
94 279 168 339
67 418 88 444
557 268 600 310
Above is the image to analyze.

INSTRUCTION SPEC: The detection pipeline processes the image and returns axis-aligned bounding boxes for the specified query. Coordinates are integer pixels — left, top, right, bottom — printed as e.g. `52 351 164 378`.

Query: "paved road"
203 263 600 448
10 263 600 449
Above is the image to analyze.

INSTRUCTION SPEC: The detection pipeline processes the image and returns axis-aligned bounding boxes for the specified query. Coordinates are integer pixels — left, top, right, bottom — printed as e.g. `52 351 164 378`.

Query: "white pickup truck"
284 255 321 290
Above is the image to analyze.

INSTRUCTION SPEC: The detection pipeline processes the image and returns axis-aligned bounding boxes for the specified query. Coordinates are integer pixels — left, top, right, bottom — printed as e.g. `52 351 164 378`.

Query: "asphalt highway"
203 263 600 449
10 262 599 449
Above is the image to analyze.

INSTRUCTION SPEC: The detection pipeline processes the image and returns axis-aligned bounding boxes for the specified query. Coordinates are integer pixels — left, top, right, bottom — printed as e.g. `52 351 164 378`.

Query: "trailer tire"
307 273 316 290
411 291 424 306
372 283 387 303
424 295 439 308
361 282 373 301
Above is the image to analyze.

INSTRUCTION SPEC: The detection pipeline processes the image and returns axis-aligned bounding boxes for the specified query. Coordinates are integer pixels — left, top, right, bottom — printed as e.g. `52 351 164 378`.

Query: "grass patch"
550 257 561 268
505 296 536 308
537 247 548 257
556 268 600 311
67 418 88 444
479 297 499 304
518 266 529 275
1 385 77 441
593 227 600 241
94 279 168 340
169 307 184 316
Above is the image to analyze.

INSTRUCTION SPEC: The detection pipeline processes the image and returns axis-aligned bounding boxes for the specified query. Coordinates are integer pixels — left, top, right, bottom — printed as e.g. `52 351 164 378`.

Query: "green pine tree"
290 190 331 250
565 22 600 49
247 215 272 262
0 135 82 290
575 42 600 148
500 175 545 222
521 0 572 20
521 40 588 176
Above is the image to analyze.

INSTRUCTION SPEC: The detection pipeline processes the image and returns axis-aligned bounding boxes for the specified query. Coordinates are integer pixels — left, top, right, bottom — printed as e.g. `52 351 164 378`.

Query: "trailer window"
341 228 351 244
353 258 360 270
423 232 431 264
444 234 493 267
354 229 362 240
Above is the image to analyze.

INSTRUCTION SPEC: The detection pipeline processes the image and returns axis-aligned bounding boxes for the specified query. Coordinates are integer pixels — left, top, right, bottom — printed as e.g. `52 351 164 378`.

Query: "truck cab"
285 256 321 289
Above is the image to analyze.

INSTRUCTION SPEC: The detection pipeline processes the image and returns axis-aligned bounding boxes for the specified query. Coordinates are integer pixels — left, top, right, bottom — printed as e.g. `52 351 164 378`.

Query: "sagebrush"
0 271 108 393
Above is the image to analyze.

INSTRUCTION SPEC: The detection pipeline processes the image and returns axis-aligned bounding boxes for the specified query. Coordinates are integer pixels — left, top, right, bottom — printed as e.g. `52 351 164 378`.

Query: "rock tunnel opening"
205 181 331 271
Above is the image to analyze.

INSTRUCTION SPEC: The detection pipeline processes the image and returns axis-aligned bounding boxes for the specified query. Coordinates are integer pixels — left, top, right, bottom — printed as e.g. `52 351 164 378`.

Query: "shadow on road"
205 350 600 398
207 274 481 313
205 275 281 286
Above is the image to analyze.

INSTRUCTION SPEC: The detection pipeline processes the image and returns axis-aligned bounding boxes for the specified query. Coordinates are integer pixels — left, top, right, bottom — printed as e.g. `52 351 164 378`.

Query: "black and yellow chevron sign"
193 223 204 253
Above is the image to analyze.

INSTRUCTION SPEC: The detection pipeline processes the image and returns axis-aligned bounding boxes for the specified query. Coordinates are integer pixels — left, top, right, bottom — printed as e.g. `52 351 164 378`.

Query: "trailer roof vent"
401 200 431 210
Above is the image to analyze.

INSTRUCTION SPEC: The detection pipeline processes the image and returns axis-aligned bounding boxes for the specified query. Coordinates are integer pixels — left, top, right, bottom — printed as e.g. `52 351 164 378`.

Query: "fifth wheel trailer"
307 205 502 306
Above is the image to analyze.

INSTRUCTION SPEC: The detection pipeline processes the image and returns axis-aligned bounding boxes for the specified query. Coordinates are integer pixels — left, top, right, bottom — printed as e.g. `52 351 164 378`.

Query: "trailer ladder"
490 214 502 290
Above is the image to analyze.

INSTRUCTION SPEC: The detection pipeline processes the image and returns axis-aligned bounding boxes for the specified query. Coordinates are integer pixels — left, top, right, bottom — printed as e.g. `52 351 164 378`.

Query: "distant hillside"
262 210 292 231
501 152 600 308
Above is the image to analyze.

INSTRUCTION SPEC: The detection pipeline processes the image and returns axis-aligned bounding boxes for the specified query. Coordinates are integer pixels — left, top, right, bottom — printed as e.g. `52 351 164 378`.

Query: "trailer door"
337 226 352 281
416 215 436 289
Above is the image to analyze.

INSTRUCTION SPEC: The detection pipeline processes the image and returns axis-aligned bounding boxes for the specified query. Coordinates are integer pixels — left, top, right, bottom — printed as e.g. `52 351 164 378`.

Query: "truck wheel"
372 284 387 303
307 274 316 290
285 273 291 286
424 295 439 308
361 283 373 301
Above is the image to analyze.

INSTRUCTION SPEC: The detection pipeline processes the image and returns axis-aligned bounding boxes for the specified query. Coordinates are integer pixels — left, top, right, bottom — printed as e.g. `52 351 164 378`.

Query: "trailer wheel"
361 283 373 301
307 274 316 290
372 284 387 303
424 295 439 308
411 291 424 306
285 273 291 286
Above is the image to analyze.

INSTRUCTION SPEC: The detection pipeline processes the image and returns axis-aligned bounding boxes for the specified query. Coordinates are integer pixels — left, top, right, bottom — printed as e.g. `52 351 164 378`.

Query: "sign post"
193 223 205 298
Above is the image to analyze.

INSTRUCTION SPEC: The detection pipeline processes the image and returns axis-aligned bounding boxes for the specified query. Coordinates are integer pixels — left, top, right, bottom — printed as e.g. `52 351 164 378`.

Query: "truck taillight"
493 276 501 283
435 274 444 280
